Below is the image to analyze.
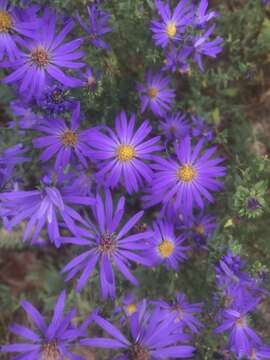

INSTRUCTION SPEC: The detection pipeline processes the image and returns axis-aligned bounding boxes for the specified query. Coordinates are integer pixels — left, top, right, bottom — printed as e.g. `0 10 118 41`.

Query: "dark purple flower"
0 0 39 60
0 143 29 188
37 83 76 115
88 111 162 194
247 197 262 211
61 190 152 298
151 0 194 49
0 176 94 247
155 292 203 334
146 220 190 269
77 4 112 50
137 70 175 117
81 302 195 359
4 10 85 98
192 25 223 71
33 103 92 171
191 115 214 142
159 112 190 141
215 303 262 359
149 136 226 214
0 291 86 360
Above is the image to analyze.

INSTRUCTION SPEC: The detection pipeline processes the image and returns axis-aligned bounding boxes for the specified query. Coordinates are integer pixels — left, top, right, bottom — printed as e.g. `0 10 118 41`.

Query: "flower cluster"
0 0 246 359
215 251 270 359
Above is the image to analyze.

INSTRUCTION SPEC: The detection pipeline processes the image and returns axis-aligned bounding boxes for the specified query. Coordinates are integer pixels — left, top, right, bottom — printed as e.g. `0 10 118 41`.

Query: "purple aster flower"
151 0 194 49
0 143 29 188
9 99 41 129
64 164 96 197
4 11 85 98
150 136 226 214
155 292 203 334
137 70 175 117
215 302 262 359
37 83 76 115
77 4 112 50
191 115 214 142
0 1 39 60
163 45 191 73
0 291 86 360
33 103 92 171
81 302 195 359
88 111 162 194
178 211 217 247
194 0 218 27
61 190 152 298
192 25 223 71
159 112 190 141
0 175 94 247
80 66 100 91
146 220 190 269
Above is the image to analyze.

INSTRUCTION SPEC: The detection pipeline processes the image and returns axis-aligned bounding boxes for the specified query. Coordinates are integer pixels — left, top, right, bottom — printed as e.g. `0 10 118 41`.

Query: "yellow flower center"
147 87 158 99
31 47 50 68
126 303 137 315
61 130 78 147
41 341 61 360
158 239 174 258
166 22 177 38
194 224 205 235
0 11 12 33
177 164 197 183
117 144 136 162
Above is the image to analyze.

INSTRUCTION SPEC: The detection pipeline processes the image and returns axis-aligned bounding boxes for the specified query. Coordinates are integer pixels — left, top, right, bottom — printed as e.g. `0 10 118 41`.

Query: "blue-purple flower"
137 70 175 117
9 99 41 129
0 0 39 60
194 0 218 27
191 115 214 142
150 136 226 213
88 111 162 194
0 175 94 247
77 4 112 50
159 112 190 141
155 292 203 334
151 0 193 48
81 302 195 359
0 291 86 360
146 220 190 269
61 190 152 298
4 11 85 98
33 103 92 171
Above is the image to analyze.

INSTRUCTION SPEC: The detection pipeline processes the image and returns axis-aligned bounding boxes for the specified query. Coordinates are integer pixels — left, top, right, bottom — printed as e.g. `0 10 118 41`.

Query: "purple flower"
88 111 162 194
9 99 41 129
159 112 190 141
37 83 76 115
61 190 152 298
0 1 39 60
0 291 86 360
163 46 191 73
249 346 270 359
137 70 175 117
194 0 218 27
81 302 195 359
146 220 190 269
151 0 193 48
155 292 203 334
0 143 29 188
177 211 217 246
33 103 92 171
4 11 85 98
77 4 112 50
0 176 94 247
80 66 100 90
150 136 226 214
215 303 262 359
192 25 223 71
191 115 214 142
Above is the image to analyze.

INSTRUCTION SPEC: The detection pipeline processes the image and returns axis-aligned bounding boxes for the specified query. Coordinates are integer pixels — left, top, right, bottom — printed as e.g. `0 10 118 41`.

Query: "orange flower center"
194 224 205 235
177 164 197 183
0 11 12 33
147 87 158 99
31 47 50 68
41 341 61 360
61 130 78 147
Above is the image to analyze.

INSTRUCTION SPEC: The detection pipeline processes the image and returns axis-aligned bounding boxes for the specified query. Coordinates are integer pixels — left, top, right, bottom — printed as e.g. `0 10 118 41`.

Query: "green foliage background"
0 0 270 359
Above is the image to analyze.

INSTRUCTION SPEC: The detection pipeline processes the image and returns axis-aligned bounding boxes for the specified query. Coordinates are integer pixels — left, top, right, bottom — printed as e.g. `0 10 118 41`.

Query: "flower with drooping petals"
159 112 190 141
